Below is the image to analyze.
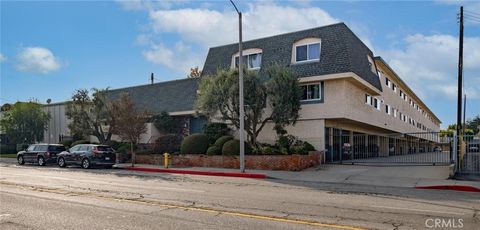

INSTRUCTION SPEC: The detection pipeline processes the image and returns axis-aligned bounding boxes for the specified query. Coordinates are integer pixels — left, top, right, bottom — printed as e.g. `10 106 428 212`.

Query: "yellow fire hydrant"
163 152 170 168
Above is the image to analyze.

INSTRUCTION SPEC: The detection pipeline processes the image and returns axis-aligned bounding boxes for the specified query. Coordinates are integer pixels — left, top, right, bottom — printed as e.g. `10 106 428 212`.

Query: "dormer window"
292 38 321 64
232 48 262 70
367 55 377 74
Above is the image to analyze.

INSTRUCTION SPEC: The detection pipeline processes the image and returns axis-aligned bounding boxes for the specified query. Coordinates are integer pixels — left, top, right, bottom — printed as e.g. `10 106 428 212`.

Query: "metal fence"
458 135 480 174
325 131 453 165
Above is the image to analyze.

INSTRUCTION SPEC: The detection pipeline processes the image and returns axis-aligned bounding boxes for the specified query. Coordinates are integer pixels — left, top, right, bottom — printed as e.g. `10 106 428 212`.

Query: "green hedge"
214 135 233 147
180 134 209 154
203 123 231 144
0 144 17 154
206 145 222 155
222 139 252 155
71 140 90 147
154 134 182 154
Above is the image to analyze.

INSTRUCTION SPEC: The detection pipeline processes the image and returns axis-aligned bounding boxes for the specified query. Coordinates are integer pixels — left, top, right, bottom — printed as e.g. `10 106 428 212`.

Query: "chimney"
150 73 154 85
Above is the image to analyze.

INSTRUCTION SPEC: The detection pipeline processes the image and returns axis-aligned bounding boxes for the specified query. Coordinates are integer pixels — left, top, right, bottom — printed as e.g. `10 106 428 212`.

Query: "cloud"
148 3 339 47
116 0 181 11
0 53 6 62
131 2 339 73
142 41 204 73
379 34 480 100
16 47 61 74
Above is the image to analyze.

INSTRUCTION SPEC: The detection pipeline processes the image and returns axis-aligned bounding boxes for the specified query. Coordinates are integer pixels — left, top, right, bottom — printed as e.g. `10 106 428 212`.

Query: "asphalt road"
0 160 479 230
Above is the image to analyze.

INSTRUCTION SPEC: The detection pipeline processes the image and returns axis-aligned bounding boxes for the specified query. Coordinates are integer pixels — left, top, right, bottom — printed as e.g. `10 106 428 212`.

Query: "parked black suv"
17 144 66 166
57 144 116 169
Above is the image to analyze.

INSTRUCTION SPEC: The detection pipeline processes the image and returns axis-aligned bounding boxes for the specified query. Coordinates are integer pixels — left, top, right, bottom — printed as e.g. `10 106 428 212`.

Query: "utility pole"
463 94 466 135
456 6 464 170
230 0 245 173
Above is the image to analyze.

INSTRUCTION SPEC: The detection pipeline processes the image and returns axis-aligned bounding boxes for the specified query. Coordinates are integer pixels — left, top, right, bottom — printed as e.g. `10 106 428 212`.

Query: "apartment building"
202 22 441 156
37 23 441 159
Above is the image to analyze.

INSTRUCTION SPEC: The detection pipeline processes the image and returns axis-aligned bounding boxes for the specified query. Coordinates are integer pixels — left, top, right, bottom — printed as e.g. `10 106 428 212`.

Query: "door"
74 145 88 164
65 146 79 163
24 145 36 163
35 145 48 162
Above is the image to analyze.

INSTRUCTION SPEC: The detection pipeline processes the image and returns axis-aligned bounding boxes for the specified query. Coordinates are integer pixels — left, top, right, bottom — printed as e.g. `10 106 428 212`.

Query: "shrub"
290 140 316 155
222 139 252 155
203 123 231 144
154 134 182 154
16 143 29 151
59 140 74 148
303 141 315 152
180 134 209 154
116 143 132 154
71 140 90 147
261 144 282 155
0 144 17 154
206 145 222 155
276 134 296 153
152 111 184 134
213 135 233 148
106 140 123 150
136 149 153 155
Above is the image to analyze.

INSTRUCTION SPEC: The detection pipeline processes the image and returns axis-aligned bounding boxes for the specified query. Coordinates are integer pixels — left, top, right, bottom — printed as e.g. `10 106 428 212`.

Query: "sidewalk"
115 163 480 190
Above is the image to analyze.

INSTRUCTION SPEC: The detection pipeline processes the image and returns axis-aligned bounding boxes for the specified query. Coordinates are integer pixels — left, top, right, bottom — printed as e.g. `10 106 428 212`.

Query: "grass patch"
0 153 17 158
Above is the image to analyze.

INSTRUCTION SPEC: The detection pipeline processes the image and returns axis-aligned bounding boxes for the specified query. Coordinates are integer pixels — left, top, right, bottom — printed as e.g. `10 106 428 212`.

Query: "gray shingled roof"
104 78 199 114
201 22 382 91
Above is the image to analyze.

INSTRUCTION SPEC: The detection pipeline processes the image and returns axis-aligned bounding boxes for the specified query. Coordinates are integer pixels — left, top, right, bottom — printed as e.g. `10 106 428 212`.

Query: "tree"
65 88 115 143
0 101 50 143
151 111 184 135
466 115 480 134
195 64 302 147
1 103 12 112
440 124 474 137
111 93 149 167
187 66 202 78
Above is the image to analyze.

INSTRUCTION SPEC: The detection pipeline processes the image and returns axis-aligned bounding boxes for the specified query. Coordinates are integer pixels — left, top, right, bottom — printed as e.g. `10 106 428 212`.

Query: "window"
27 145 36 151
69 146 80 151
385 78 391 87
373 98 381 110
295 43 320 62
392 83 397 92
393 108 397 118
367 55 377 74
365 94 372 105
385 104 391 115
301 83 321 101
35 145 48 151
234 52 262 69
48 145 66 152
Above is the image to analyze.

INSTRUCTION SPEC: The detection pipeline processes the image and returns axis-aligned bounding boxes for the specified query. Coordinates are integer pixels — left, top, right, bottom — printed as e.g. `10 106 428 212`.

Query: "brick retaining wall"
135 151 323 171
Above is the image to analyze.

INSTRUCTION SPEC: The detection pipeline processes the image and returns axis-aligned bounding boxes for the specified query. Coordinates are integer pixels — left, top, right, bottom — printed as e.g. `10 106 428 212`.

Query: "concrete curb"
415 185 480 192
126 167 267 179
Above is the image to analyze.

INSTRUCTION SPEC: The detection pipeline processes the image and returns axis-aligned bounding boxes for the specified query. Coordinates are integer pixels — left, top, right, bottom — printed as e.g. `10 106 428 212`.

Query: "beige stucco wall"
109 123 161 144
257 119 325 151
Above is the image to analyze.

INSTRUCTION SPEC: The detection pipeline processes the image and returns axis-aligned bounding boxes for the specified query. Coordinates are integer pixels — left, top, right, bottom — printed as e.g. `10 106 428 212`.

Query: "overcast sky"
1 0 479 128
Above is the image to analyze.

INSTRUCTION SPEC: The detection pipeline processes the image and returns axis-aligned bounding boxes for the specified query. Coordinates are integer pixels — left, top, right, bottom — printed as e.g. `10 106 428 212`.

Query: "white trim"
300 82 322 101
231 48 263 69
168 110 195 116
298 72 382 95
291 38 321 64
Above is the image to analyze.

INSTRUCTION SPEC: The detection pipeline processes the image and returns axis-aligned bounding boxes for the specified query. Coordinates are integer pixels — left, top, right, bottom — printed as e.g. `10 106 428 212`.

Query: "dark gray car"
17 144 66 166
57 144 116 169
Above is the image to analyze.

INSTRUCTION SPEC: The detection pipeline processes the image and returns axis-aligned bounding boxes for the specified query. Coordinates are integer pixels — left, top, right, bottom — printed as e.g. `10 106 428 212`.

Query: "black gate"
325 131 453 165
458 135 480 174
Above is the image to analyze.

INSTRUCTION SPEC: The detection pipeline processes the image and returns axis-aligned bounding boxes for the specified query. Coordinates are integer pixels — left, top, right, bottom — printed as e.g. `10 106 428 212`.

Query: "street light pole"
230 0 245 173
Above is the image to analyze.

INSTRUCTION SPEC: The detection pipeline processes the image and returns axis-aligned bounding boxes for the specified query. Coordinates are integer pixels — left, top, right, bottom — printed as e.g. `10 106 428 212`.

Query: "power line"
464 10 480 16
464 14 480 20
